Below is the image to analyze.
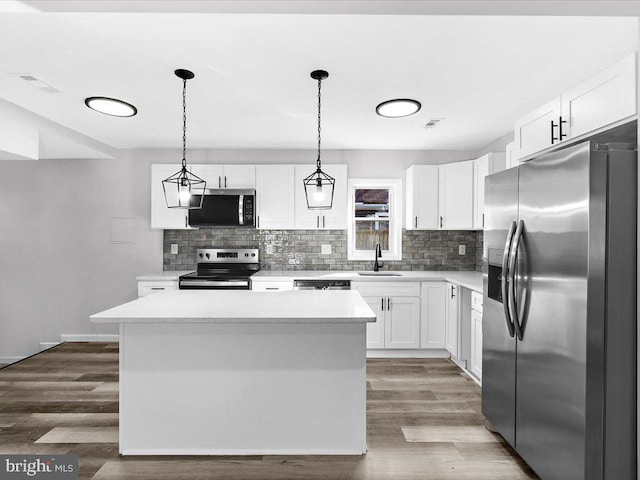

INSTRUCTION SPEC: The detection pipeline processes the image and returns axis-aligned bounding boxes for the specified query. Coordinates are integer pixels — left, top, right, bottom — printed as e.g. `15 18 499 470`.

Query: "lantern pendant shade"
162 165 207 209
303 166 335 209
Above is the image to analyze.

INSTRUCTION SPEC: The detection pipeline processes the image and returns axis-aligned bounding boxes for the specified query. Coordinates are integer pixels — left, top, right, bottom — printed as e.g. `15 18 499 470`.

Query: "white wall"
0 147 474 361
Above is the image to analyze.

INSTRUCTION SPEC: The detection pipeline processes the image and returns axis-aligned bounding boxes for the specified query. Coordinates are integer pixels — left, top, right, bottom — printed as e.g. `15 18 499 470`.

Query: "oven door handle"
238 194 244 226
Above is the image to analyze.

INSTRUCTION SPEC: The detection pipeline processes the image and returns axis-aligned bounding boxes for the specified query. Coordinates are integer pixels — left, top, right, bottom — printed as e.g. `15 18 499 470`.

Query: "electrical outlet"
321 244 332 255
170 244 178 254
458 244 466 255
265 244 274 255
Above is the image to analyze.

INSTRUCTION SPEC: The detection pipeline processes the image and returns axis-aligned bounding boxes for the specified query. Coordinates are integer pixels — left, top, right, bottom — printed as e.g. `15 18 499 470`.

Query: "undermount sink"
357 272 402 277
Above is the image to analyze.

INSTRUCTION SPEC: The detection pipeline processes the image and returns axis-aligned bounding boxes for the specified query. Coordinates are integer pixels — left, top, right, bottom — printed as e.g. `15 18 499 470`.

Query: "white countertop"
91 290 376 324
137 271 193 281
251 270 483 292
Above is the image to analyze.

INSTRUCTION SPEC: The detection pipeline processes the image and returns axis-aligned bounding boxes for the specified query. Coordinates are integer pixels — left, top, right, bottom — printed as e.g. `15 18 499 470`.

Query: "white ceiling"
0 10 636 151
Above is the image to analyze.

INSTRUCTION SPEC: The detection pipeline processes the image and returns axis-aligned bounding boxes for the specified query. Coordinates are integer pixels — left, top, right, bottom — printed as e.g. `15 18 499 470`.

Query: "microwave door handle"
238 194 244 226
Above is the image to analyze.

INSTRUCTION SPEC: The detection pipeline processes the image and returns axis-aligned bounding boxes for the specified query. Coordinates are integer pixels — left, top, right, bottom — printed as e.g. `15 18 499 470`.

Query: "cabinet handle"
440 216 443 228
322 216 325 228
482 213 485 228
415 216 418 229
151 287 165 291
185 216 188 228
317 216 320 228
266 287 279 290
224 176 227 188
451 285 456 298
218 176 221 188
550 120 559 144
257 216 260 228
559 116 567 140
381 297 384 311
387 297 391 310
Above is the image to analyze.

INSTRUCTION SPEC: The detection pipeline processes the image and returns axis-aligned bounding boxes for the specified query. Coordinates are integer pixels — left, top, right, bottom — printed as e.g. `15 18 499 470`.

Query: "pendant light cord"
182 78 187 169
316 77 322 171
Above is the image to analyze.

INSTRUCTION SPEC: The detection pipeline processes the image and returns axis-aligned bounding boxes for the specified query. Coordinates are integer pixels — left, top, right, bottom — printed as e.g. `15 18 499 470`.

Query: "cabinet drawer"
138 280 178 297
251 281 293 291
352 282 420 297
471 290 483 313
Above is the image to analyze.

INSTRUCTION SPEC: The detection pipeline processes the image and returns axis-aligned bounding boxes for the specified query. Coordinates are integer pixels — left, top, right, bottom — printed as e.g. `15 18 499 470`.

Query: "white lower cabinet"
251 280 293 291
353 282 420 349
137 280 178 297
469 290 483 380
445 283 459 358
420 282 446 348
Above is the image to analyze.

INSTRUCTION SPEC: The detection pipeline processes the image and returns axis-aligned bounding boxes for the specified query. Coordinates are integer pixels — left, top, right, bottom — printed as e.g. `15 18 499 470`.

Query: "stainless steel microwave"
188 189 256 227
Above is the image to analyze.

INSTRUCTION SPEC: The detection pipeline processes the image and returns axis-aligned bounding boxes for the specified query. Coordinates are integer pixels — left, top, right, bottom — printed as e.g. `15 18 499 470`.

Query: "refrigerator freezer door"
515 142 590 480
482 167 518 448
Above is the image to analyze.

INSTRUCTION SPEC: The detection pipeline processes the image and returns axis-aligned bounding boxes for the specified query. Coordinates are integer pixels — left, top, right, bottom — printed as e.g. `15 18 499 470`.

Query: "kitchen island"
90 290 375 456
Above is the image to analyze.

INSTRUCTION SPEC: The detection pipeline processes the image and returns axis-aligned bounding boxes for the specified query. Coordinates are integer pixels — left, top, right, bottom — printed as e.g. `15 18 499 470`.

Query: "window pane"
355 220 389 250
355 189 389 219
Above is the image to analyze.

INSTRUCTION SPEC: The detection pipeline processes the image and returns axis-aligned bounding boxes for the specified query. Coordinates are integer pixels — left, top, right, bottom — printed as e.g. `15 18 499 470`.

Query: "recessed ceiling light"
376 99 421 118
85 97 137 117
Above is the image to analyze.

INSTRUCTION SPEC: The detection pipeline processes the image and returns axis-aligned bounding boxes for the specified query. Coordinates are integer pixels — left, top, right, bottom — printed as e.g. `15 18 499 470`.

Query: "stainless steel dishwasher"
292 279 351 290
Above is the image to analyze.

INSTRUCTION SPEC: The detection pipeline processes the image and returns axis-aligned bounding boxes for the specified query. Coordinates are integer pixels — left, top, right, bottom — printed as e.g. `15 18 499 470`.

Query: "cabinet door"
438 160 474 229
362 296 385 349
150 164 189 229
470 309 483 379
445 283 459 358
473 155 489 229
514 97 562 160
505 142 518 169
251 281 293 291
406 165 439 230
320 164 348 229
255 165 295 229
561 53 636 140
385 296 420 349
138 280 178 297
420 282 446 349
222 165 256 189
191 164 224 188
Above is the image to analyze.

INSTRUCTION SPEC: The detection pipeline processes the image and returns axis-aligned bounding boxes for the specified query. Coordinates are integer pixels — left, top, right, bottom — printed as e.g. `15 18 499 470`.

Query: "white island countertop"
251 270 483 292
91 289 376 324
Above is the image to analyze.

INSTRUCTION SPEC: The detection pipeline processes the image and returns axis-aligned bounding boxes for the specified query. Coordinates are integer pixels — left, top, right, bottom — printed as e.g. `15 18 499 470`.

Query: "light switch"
171 244 179 254
458 244 466 255
321 244 332 255
266 244 274 255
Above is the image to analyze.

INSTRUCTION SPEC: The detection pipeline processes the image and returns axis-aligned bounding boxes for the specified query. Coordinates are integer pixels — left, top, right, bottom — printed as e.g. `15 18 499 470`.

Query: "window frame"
347 178 403 261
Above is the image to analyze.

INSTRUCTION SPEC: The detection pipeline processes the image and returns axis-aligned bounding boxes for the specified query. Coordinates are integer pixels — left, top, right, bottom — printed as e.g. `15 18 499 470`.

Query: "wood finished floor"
0 342 539 480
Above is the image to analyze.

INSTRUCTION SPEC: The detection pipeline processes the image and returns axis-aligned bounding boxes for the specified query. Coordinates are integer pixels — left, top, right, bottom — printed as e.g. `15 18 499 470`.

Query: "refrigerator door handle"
508 220 525 341
501 221 517 337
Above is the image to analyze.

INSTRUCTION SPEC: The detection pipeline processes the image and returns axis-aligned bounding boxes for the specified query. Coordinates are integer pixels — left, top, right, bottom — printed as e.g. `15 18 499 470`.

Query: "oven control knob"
251 253 256 257
205 253 210 259
245 253 249 257
199 253 204 258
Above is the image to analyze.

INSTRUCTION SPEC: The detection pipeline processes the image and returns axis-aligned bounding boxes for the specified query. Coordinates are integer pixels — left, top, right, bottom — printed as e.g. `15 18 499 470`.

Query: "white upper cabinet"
405 165 439 230
438 160 474 230
294 164 348 229
192 165 255 189
473 153 506 229
561 53 637 140
505 141 518 169
514 53 637 161
150 164 189 229
514 97 562 160
255 165 295 229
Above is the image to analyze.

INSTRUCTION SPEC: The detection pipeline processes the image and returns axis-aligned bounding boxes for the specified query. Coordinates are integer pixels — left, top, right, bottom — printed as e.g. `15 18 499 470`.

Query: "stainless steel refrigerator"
483 140 637 480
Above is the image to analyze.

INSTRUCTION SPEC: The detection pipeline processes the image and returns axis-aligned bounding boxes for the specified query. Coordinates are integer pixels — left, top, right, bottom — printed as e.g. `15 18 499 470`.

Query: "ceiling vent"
425 118 444 129
17 74 61 94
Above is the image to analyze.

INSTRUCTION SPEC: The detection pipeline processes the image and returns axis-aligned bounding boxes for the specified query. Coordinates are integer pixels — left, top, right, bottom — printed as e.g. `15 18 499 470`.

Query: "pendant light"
162 69 206 209
303 69 335 210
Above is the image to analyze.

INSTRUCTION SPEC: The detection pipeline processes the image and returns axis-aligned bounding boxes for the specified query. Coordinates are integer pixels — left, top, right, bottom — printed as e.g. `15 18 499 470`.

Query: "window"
348 179 402 261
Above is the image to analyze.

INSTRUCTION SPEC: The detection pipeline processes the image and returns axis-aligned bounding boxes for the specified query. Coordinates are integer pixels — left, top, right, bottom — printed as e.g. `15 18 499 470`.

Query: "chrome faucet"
374 242 383 272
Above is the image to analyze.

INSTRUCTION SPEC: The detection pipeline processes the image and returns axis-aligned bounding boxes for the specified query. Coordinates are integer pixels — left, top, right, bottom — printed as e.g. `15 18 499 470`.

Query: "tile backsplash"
164 229 483 272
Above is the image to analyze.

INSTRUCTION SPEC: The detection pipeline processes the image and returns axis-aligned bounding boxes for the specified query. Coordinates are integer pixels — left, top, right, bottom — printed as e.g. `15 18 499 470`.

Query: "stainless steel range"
179 248 259 290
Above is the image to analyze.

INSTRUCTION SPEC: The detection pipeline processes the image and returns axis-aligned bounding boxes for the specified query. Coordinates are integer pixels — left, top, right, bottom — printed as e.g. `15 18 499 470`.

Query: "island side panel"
119 321 367 455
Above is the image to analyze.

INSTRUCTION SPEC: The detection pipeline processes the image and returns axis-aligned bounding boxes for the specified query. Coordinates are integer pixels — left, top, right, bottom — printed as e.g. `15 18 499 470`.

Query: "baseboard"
0 356 26 364
366 349 450 359
40 342 61 351
450 355 467 369
60 334 119 342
